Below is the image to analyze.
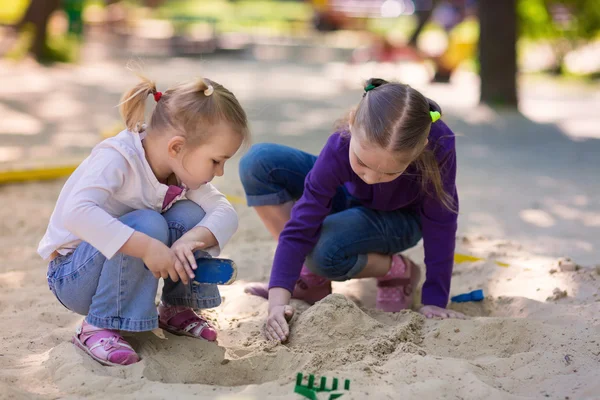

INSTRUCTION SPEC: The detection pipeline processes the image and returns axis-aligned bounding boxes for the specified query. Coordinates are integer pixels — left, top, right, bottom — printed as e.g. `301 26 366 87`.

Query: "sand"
1 179 600 400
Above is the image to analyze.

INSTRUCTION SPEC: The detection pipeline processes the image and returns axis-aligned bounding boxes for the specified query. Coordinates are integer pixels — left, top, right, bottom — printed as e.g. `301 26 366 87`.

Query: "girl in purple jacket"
241 78 464 342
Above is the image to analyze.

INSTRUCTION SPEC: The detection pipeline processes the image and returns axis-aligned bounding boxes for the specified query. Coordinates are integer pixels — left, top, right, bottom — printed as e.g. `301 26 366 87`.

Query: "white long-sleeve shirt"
38 129 238 261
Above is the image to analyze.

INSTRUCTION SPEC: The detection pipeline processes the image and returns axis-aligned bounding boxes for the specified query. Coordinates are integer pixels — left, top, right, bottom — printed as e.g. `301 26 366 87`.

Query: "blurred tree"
479 0 518 107
15 0 61 60
478 0 599 106
63 0 84 37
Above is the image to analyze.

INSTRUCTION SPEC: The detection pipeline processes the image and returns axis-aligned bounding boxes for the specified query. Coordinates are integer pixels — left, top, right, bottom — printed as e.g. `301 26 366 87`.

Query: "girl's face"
348 130 426 185
168 121 243 190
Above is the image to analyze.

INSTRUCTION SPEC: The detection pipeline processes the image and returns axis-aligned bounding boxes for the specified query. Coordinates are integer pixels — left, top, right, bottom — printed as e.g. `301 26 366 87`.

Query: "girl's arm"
265 287 294 342
269 287 292 309
419 146 459 309
264 135 350 342
185 183 238 256
63 149 137 259
268 134 349 296
62 148 191 283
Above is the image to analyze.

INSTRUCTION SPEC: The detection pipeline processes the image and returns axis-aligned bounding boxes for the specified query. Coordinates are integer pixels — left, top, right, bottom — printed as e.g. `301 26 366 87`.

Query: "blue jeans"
46 200 221 332
239 143 422 281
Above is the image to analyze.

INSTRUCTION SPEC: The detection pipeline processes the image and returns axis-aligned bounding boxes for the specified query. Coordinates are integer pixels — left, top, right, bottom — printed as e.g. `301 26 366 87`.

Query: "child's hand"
171 235 206 281
419 305 466 319
142 238 189 284
265 305 295 342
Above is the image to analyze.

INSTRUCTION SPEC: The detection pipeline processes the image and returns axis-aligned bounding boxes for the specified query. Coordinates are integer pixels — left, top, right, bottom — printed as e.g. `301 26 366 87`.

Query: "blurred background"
0 0 599 265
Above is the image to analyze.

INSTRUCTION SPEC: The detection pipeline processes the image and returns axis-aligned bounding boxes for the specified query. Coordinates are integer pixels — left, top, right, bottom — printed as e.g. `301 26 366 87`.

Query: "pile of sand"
1 181 600 399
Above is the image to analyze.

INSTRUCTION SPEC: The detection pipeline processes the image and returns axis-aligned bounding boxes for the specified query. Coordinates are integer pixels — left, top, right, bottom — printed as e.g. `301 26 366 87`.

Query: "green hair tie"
364 84 376 93
430 111 441 123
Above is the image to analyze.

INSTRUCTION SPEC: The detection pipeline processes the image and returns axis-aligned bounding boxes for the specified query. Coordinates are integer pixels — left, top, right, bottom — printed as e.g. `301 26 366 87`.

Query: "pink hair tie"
153 91 162 102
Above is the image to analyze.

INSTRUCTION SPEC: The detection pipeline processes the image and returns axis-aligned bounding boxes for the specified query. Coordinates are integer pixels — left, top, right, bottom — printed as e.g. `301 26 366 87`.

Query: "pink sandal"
376 254 421 312
244 265 332 305
158 303 218 342
72 320 140 366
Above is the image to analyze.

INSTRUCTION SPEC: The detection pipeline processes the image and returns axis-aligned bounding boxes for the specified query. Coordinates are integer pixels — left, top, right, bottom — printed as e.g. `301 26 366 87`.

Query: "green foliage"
154 0 311 23
151 0 312 35
518 0 599 76
366 15 416 37
43 32 81 63
4 27 33 60
518 0 600 40
6 22 80 63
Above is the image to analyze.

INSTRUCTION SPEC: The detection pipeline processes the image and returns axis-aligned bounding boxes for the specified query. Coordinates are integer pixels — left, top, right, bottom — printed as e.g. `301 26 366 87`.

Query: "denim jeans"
46 200 221 332
239 143 422 281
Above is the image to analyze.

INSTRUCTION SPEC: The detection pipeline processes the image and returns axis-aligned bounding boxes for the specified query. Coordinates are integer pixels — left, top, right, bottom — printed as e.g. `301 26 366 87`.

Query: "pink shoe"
376 254 421 312
71 320 140 366
158 303 218 342
244 266 332 305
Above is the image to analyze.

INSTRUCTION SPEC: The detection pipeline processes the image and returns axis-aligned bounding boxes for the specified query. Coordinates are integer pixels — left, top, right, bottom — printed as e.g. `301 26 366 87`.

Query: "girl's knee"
305 244 352 280
163 200 206 231
168 200 205 217
121 210 169 244
69 302 91 316
239 143 280 189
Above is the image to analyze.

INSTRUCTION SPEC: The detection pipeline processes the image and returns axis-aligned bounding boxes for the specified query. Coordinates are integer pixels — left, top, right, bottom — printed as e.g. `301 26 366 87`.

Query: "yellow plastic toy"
0 165 78 184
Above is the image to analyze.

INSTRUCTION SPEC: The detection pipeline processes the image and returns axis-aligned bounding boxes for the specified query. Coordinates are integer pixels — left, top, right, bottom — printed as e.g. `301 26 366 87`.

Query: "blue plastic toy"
451 289 484 303
144 255 237 285
193 257 237 285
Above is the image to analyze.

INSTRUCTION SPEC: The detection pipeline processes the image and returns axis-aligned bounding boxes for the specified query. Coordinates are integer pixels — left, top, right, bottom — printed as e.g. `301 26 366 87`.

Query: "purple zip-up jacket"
269 120 458 308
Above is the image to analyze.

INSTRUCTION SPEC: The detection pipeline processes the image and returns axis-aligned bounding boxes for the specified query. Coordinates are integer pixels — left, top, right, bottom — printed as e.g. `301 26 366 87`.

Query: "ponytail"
426 97 442 114
413 148 457 212
118 74 157 132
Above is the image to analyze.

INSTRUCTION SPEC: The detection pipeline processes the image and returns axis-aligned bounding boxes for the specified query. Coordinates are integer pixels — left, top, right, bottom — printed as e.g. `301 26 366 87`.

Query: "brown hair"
346 78 456 212
118 71 249 147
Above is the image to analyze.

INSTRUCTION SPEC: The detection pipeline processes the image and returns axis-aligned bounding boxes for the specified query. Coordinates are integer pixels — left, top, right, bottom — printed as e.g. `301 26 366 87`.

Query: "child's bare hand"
142 239 188 283
265 305 294 342
419 305 465 319
171 235 206 281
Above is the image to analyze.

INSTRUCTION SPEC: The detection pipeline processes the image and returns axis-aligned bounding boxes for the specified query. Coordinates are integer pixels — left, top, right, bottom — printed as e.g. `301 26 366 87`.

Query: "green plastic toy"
294 373 351 400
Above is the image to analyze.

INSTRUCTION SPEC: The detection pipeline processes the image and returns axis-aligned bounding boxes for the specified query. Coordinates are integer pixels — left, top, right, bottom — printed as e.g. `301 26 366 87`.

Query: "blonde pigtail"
118 75 157 132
